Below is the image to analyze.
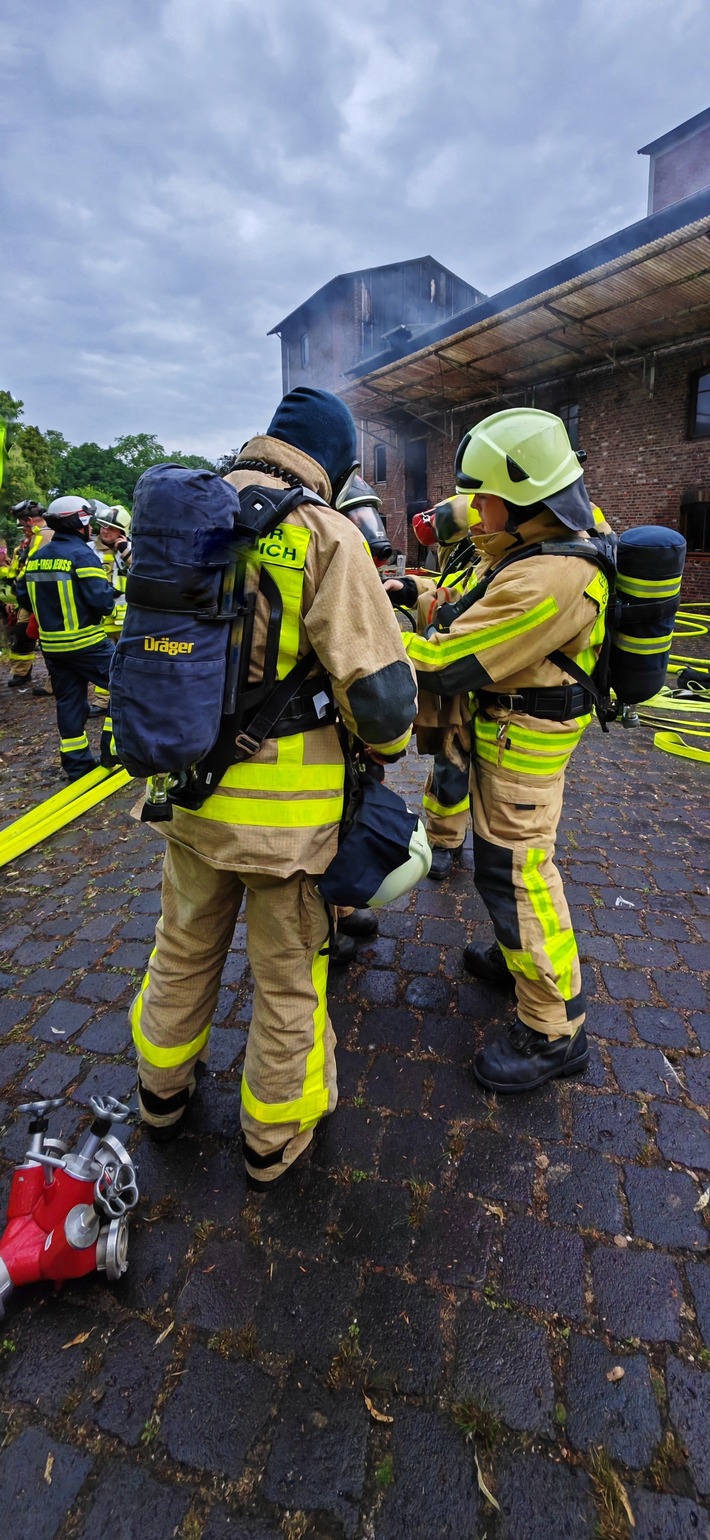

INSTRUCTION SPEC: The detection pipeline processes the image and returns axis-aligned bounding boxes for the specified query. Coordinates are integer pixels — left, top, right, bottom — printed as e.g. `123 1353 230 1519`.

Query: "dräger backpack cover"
109 464 329 801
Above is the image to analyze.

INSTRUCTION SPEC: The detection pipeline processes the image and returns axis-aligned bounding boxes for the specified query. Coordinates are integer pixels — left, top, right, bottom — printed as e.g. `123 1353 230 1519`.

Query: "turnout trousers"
471 760 584 1039
45 639 114 778
8 615 36 680
133 840 337 1172
422 749 471 849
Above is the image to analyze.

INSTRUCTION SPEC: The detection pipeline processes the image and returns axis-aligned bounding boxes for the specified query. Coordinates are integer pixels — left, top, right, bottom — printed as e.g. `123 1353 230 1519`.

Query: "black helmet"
11 499 46 519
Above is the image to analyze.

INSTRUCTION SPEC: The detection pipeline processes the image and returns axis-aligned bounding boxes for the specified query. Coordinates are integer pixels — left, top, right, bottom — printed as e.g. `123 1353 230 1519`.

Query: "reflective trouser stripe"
240 947 330 1131
521 848 578 1002
132 975 212 1069
94 685 110 698
471 762 584 1036
423 792 470 818
59 734 90 753
9 649 35 661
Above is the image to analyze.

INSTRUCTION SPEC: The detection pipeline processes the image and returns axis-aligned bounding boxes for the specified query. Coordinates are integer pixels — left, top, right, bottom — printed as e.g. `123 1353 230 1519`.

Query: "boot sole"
473 1050 589 1095
428 846 465 882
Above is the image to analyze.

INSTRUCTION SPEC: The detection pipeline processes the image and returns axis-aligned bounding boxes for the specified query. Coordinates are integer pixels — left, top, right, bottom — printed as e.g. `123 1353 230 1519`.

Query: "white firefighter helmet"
46 495 93 528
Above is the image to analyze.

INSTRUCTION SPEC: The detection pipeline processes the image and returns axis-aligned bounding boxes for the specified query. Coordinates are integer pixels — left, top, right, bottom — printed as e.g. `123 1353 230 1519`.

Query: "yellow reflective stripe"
94 685 110 697
55 575 78 632
130 945 212 1068
39 629 107 651
185 793 344 826
408 597 560 666
615 632 673 654
475 740 571 774
375 727 412 755
475 719 587 749
60 734 89 752
75 566 106 578
423 791 470 818
27 580 37 614
499 943 539 981
103 716 113 732
591 505 605 526
240 945 330 1130
221 758 345 792
617 574 682 599
521 848 577 1000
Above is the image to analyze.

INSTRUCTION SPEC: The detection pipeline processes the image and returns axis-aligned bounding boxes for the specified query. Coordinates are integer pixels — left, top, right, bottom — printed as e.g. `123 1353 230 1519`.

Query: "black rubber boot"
7 672 32 688
337 909 379 939
473 1019 589 1093
428 843 464 881
463 941 515 990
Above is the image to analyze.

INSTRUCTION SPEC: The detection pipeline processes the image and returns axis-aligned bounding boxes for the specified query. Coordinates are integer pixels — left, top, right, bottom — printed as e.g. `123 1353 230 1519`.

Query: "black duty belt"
479 684 594 722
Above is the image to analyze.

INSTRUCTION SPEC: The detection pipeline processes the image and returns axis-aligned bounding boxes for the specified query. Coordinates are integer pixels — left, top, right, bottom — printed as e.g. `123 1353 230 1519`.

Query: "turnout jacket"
402 508 610 787
165 436 417 880
16 528 117 653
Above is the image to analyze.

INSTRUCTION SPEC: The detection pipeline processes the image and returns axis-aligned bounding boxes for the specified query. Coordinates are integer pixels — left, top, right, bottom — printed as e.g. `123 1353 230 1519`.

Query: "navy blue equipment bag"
110 466 239 777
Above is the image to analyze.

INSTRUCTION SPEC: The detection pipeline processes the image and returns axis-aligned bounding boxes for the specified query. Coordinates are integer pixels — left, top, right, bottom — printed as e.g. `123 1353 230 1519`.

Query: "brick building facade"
269 115 710 599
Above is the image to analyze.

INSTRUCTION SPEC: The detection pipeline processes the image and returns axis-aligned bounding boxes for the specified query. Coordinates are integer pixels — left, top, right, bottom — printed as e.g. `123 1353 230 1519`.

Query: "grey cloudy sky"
2 0 709 459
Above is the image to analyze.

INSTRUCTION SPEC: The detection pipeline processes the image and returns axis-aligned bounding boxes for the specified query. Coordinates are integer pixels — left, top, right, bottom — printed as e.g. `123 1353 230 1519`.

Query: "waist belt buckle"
233 729 262 759
497 693 526 712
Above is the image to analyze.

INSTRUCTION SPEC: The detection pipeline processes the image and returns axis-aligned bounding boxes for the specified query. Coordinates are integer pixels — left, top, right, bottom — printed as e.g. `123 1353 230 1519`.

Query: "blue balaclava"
266 387 358 497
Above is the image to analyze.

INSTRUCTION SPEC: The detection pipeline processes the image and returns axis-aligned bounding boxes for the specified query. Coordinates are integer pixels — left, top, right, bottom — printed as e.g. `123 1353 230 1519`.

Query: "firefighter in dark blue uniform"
15 496 117 779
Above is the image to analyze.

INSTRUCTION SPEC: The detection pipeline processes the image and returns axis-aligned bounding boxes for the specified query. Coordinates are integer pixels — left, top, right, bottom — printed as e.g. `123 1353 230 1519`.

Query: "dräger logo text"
144 637 194 656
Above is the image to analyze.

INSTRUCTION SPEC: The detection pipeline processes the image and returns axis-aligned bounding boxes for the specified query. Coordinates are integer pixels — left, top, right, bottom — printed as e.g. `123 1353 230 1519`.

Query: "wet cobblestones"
0 687 709 1536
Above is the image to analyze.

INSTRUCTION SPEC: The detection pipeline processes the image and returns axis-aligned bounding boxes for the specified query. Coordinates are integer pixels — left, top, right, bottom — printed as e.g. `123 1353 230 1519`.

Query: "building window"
556 402 579 449
300 333 310 368
689 370 710 438
681 502 710 554
374 443 387 483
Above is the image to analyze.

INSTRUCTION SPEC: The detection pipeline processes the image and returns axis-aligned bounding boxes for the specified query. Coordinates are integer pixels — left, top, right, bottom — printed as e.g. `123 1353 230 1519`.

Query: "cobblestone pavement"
0 681 709 1539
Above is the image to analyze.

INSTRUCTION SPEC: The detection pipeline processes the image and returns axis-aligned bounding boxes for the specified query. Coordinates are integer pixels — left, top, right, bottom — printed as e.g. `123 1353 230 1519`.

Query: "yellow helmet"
455 408 593 530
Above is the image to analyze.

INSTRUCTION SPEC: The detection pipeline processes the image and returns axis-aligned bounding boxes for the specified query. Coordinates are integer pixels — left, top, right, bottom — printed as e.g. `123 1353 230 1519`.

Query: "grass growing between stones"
589 1446 635 1539
648 1429 686 1490
450 1401 503 1452
407 1179 434 1228
375 1453 395 1489
326 1322 374 1390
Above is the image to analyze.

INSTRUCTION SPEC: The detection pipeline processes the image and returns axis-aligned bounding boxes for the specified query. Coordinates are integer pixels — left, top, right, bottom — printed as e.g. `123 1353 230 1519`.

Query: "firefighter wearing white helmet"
95 505 132 641
391 408 614 1093
15 496 118 778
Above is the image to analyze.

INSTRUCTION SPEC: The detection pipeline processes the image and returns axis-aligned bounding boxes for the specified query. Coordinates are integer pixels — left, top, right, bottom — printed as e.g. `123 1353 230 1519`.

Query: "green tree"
0 391 23 424
16 425 58 497
0 442 44 547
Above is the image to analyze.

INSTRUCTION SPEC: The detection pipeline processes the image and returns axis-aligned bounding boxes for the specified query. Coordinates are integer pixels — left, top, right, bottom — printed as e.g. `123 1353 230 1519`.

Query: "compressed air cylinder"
611 526 686 705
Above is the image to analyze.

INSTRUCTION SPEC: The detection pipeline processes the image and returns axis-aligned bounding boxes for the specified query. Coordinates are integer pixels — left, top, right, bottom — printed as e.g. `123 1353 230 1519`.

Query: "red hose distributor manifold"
0 1094 139 1317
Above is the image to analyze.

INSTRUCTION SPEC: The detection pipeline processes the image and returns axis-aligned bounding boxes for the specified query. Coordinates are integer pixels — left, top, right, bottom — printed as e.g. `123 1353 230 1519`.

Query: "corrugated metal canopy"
341 213 710 423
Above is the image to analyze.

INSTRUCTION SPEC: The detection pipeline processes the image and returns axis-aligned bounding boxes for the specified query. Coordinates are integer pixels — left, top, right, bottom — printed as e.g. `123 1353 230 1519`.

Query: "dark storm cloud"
1 0 709 457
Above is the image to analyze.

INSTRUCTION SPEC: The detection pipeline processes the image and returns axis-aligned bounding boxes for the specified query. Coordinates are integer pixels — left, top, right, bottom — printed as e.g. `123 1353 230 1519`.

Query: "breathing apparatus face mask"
334 470 393 566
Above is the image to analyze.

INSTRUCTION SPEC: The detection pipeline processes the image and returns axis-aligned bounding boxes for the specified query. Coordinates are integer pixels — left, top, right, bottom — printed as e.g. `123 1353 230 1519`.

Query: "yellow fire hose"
0 765 132 869
639 604 710 766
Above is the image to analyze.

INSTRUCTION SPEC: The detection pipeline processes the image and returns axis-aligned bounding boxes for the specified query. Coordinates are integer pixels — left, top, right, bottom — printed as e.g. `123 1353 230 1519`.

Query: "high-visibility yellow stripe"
408 597 560 667
185 793 344 826
130 945 213 1068
423 791 470 819
376 727 412 755
499 943 539 981
475 719 588 749
76 566 106 578
617 574 682 599
591 505 605 526
39 629 107 652
59 734 90 752
521 848 577 1000
240 946 330 1131
615 632 673 655
221 734 344 792
475 741 571 775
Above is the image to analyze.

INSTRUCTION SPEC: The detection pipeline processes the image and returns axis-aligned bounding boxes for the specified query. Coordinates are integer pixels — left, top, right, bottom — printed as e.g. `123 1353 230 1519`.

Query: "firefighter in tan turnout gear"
133 388 417 1186
391 408 610 1093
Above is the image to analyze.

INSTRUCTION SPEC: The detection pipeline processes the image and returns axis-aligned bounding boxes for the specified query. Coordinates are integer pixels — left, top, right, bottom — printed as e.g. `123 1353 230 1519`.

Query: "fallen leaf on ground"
613 1235 628 1248
43 1454 54 1485
694 1186 710 1212
474 1453 500 1511
607 1366 625 1383
155 1321 174 1346
483 1202 506 1221
364 1393 393 1424
61 1330 93 1350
